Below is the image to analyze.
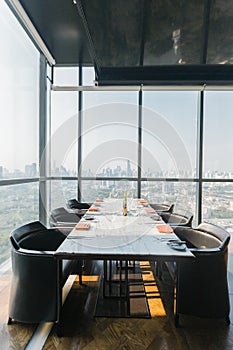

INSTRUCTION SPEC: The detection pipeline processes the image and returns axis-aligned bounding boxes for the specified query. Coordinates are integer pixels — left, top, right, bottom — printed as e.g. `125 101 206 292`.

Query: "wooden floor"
0 271 36 350
1 257 233 350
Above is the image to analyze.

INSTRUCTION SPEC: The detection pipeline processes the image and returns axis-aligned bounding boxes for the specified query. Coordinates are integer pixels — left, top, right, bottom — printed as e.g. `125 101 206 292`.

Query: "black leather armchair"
174 223 231 325
49 207 81 229
8 221 81 324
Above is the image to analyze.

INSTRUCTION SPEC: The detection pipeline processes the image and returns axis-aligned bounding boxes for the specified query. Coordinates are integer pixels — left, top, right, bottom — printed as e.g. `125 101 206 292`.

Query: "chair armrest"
18 248 55 257
67 209 87 215
54 222 77 227
189 247 221 254
170 225 188 229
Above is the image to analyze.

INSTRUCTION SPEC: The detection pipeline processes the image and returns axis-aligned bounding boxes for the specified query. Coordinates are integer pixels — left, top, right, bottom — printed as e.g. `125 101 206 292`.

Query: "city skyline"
2 160 233 179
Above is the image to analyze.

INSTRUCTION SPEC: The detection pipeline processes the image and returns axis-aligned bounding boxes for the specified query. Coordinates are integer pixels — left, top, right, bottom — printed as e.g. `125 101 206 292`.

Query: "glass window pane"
142 92 198 178
51 91 78 176
141 180 197 224
204 92 233 177
0 1 39 179
82 90 138 178
202 183 233 234
53 67 79 85
50 180 78 210
82 66 95 86
0 183 39 264
81 180 137 203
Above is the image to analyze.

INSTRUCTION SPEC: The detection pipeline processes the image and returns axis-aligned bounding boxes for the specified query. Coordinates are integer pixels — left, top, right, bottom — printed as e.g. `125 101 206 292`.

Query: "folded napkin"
96 198 104 202
75 222 90 230
156 224 173 233
146 208 156 214
138 199 148 204
88 207 99 212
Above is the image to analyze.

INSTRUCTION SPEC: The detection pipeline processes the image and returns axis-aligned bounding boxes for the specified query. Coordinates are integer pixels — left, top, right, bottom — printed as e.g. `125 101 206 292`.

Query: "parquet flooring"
43 261 233 350
0 271 36 350
1 259 233 350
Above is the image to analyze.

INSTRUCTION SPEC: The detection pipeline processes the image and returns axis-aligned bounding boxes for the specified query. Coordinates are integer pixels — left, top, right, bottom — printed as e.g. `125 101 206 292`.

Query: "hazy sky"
0 1 39 172
1 0 233 176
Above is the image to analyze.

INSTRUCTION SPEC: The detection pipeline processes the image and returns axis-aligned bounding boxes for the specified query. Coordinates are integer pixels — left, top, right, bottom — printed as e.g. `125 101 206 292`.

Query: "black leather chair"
160 211 193 227
174 223 231 326
150 203 174 213
8 221 82 324
49 207 81 229
67 199 91 210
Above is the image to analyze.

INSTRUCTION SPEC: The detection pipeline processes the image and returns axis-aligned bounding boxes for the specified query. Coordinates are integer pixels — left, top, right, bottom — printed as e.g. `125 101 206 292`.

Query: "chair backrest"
51 207 69 217
161 212 193 227
10 221 46 250
196 222 231 250
50 207 80 227
10 221 66 251
67 199 90 210
150 203 174 213
174 223 230 250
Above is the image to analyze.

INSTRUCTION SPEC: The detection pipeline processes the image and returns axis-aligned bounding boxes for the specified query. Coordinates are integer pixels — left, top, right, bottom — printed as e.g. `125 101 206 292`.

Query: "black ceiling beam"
139 0 147 66
200 0 212 64
75 0 101 78
97 65 233 86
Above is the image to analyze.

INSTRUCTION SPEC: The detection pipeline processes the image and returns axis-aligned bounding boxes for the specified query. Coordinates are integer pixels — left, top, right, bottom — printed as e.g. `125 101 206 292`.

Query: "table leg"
125 260 130 315
103 260 107 298
175 262 180 327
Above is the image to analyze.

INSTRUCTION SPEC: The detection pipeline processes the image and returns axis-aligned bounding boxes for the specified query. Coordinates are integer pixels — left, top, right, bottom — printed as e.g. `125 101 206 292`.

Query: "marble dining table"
55 198 194 262
54 198 194 322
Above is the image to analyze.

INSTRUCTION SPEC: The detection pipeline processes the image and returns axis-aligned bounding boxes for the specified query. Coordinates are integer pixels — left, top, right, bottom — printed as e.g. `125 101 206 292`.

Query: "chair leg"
7 317 12 325
155 261 163 279
175 314 179 327
79 272 82 285
55 322 62 337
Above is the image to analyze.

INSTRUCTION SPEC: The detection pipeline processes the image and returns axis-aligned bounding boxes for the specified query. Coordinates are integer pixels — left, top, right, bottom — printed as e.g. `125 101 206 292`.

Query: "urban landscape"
1 161 233 266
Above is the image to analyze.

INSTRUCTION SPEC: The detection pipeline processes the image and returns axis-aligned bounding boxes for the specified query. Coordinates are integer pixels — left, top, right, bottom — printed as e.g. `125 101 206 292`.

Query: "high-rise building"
127 160 132 176
25 163 37 177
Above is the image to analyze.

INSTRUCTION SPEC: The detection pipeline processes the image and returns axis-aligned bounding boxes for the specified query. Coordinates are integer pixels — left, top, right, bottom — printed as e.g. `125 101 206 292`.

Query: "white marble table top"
55 198 194 261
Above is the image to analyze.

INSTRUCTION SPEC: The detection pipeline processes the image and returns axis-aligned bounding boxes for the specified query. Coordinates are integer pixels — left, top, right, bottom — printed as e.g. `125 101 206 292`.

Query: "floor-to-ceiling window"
141 91 199 223
49 67 233 235
49 67 79 211
81 67 138 202
203 91 233 235
0 1 40 265
48 67 231 235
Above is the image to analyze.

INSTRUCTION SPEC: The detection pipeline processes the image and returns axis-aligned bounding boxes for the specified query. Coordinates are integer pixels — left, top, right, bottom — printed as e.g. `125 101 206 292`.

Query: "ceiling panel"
207 0 233 64
143 0 204 65
81 0 143 67
19 0 92 65
17 0 233 84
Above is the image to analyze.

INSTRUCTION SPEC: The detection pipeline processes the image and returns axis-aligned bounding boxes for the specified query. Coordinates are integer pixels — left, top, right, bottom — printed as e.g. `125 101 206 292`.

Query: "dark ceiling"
17 0 233 85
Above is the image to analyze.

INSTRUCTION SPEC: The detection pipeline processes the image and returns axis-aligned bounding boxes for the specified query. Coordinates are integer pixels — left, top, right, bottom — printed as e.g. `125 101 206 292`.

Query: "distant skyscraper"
25 163 37 177
162 181 174 194
0 166 3 178
127 160 132 176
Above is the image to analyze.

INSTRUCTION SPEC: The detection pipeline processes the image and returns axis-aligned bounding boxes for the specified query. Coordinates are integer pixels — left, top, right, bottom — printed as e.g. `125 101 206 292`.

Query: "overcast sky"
1 1 233 177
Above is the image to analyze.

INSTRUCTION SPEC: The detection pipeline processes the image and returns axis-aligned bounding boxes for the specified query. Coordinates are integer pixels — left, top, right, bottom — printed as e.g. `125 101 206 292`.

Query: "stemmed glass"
137 204 144 224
